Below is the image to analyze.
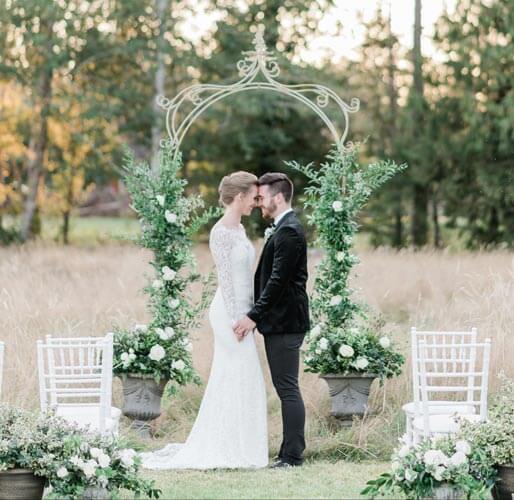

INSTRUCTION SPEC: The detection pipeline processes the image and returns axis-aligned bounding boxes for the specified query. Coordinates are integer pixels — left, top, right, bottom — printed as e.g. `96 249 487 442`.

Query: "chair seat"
402 401 476 416
412 413 482 434
55 405 121 434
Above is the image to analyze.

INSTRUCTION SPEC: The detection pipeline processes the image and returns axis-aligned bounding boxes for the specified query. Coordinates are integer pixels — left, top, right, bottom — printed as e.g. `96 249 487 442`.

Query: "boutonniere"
264 224 276 243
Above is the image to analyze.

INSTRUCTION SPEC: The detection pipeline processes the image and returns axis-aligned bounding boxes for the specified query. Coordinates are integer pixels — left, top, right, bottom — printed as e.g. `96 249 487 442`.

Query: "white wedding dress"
141 222 268 469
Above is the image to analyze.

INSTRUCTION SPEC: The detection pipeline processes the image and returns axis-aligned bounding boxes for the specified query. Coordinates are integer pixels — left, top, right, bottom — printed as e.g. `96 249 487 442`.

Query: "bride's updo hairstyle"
218 171 258 207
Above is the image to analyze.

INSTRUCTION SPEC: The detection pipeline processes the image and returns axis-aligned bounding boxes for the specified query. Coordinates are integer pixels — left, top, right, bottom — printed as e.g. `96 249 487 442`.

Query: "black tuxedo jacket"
247 210 310 335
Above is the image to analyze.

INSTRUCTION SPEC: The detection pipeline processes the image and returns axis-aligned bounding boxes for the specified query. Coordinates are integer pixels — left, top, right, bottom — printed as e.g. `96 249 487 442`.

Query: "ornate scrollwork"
158 25 360 158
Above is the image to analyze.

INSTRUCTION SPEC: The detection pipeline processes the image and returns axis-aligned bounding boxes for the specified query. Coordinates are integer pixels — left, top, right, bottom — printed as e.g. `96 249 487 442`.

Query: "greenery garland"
112 147 220 388
287 144 406 379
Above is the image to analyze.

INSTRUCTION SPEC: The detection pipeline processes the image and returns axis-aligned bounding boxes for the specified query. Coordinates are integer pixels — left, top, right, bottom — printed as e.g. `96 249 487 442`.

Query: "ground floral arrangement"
362 374 514 499
0 405 160 498
113 148 219 389
288 145 405 379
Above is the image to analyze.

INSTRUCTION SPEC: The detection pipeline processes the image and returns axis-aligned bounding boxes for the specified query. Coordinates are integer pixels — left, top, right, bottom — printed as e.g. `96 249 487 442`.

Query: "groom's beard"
261 200 277 219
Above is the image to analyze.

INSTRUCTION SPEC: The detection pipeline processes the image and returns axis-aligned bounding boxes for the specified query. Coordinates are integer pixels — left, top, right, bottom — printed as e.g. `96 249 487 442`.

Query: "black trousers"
264 333 306 465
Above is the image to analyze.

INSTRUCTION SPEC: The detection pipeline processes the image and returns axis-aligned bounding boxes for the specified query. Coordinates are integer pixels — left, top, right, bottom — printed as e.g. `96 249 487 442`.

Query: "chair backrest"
0 341 4 398
418 338 491 434
37 333 114 433
411 327 478 409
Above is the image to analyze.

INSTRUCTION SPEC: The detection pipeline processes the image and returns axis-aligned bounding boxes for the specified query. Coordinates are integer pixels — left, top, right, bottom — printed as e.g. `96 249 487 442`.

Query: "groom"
234 172 310 468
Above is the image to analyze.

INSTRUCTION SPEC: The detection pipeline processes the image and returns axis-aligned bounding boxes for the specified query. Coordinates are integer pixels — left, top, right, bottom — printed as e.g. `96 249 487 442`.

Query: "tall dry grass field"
0 242 512 458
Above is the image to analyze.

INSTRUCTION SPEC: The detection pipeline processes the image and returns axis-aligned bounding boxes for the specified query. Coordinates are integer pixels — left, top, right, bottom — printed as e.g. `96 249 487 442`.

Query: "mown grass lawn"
139 460 390 499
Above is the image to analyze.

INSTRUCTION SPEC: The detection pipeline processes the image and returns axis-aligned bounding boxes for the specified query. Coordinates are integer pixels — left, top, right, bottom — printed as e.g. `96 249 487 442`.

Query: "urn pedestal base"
493 464 514 500
0 468 45 500
121 374 168 438
320 373 378 426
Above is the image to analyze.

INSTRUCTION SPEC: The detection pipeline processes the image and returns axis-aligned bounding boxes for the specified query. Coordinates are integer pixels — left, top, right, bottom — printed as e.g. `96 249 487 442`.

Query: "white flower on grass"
398 444 411 458
379 336 391 349
455 440 471 456
318 337 329 351
332 200 343 212
172 359 186 371
162 266 176 281
335 251 345 262
165 210 178 224
330 295 342 306
450 451 468 466
152 279 164 290
404 469 417 482
433 465 446 481
133 324 148 333
118 449 137 468
354 357 369 370
338 344 354 358
56 466 68 478
169 298 180 309
149 345 166 362
310 325 322 339
156 195 165 207
97 452 110 468
80 459 97 478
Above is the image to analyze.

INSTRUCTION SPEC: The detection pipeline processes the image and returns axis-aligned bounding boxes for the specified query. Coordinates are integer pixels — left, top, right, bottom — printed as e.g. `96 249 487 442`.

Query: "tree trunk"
151 0 170 174
432 190 441 248
62 210 70 245
411 0 429 247
20 67 52 242
412 183 429 247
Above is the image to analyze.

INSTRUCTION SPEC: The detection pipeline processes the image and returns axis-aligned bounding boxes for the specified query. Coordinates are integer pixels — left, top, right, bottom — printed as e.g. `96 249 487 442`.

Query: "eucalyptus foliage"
113 147 220 387
287 145 406 379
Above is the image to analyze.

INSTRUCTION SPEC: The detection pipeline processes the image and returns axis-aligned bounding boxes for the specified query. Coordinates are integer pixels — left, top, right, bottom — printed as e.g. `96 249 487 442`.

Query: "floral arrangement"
0 405 160 498
287 145 405 379
460 373 514 469
114 148 219 386
361 436 495 499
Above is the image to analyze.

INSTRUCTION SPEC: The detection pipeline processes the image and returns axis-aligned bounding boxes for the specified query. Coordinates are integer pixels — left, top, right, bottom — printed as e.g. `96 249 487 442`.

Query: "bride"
142 171 268 470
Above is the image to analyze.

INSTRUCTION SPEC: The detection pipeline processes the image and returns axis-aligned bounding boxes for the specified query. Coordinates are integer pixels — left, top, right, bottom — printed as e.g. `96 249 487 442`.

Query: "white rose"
315 348 322 355
149 345 166 361
169 298 180 309
398 445 411 458
165 210 178 224
455 440 471 456
134 324 147 333
379 336 391 349
81 459 97 478
90 447 101 458
98 476 108 488
450 451 467 466
70 456 83 467
318 337 329 351
172 359 186 371
156 195 165 207
184 341 193 352
354 357 369 370
330 295 342 306
332 200 343 212
404 469 417 482
56 466 68 478
310 325 321 338
424 450 449 466
336 251 345 262
97 452 110 468
391 460 401 472
118 449 137 468
120 352 130 363
162 266 176 281
155 327 172 340
338 344 354 357
433 465 446 481
152 279 164 289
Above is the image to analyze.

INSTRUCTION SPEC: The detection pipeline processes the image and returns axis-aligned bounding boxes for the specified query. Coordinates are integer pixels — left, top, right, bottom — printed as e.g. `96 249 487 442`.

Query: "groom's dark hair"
258 172 294 203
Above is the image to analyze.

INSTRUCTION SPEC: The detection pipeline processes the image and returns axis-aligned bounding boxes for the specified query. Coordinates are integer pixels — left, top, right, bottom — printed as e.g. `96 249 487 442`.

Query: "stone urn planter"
82 486 110 500
320 373 378 425
121 373 168 437
493 464 514 500
0 468 45 500
429 484 465 500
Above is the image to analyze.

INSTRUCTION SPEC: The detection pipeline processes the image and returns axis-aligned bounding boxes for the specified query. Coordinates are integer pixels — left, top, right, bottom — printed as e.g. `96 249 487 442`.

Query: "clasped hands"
232 316 256 341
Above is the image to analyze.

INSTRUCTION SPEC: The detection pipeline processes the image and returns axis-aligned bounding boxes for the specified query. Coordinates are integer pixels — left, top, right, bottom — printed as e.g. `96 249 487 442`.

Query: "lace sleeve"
209 225 238 324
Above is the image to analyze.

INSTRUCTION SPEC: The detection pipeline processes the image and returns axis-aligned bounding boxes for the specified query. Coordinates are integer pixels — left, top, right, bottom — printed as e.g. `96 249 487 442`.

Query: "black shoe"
270 459 298 469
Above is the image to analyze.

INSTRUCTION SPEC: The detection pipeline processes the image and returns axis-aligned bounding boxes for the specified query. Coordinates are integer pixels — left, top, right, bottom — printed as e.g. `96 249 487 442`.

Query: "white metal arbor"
157 26 360 160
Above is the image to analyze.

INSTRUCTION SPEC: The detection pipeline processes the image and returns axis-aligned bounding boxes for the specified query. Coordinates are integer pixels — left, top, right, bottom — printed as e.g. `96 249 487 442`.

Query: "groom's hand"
233 316 256 338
